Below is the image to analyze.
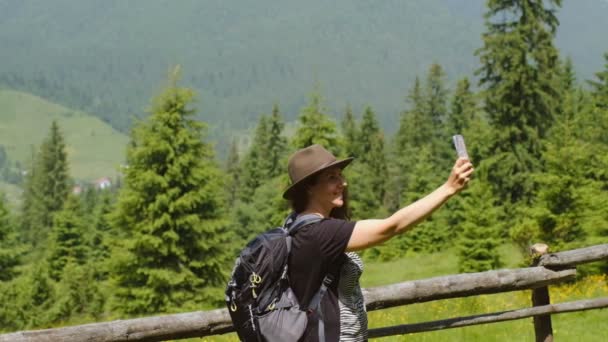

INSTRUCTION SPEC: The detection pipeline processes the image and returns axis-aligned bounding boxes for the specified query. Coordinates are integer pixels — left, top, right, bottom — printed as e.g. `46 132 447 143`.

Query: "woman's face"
308 166 347 211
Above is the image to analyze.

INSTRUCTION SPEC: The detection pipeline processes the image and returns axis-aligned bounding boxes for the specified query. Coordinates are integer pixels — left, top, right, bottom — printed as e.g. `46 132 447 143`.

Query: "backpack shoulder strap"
279 213 323 278
285 213 323 236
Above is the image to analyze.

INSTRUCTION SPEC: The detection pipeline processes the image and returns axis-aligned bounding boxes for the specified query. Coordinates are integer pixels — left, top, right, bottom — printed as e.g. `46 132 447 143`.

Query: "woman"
284 144 474 342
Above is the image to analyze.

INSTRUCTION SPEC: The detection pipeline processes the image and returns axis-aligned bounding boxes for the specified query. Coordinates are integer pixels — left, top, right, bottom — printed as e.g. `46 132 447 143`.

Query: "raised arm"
346 158 474 252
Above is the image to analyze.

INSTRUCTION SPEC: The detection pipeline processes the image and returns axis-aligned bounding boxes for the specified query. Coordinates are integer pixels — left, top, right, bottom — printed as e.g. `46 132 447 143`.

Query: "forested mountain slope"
0 0 606 148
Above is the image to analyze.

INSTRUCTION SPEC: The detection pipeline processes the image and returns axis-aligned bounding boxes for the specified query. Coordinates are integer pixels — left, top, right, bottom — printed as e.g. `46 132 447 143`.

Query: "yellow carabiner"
250 272 262 284
230 301 237 312
268 301 276 311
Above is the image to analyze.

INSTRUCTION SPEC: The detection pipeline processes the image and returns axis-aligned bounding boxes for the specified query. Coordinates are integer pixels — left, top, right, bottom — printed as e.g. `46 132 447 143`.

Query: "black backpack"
225 213 334 342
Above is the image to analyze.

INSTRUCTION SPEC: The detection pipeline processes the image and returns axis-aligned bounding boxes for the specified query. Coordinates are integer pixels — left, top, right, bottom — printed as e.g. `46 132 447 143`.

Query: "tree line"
1 0 608 332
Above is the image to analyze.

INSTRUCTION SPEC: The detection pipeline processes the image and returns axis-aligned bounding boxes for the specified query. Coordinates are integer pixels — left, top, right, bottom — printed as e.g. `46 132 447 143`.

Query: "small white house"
94 177 112 190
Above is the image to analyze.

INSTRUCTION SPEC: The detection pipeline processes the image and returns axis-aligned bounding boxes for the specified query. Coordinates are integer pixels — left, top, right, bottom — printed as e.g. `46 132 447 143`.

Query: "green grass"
0 90 128 181
360 243 524 288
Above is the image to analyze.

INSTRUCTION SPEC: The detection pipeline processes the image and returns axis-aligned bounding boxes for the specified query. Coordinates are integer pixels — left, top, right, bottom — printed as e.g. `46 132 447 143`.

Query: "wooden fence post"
530 243 553 342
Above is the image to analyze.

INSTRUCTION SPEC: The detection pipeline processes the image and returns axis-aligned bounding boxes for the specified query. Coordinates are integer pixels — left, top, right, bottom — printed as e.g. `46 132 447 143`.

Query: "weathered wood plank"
0 266 575 342
0 309 233 342
368 297 608 338
539 244 608 268
363 267 576 311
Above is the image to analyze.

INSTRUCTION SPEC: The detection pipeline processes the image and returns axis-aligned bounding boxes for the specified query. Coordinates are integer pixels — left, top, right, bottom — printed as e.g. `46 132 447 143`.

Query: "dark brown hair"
289 172 350 220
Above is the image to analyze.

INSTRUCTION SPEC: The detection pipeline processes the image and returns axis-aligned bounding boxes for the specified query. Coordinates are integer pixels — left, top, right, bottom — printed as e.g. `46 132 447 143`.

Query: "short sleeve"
316 218 355 265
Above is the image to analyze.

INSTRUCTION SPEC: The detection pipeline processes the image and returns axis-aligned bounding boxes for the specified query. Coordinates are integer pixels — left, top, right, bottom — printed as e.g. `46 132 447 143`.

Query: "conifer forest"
0 0 607 335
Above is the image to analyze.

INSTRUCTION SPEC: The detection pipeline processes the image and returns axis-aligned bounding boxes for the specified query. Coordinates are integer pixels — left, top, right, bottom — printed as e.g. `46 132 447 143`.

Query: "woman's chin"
332 199 344 207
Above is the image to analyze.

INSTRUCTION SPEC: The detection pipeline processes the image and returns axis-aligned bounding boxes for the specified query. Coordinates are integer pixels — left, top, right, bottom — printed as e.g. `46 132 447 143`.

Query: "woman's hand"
443 158 474 196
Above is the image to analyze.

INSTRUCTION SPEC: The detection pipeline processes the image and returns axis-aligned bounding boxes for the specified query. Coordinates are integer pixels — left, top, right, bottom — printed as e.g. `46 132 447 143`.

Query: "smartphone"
452 134 469 159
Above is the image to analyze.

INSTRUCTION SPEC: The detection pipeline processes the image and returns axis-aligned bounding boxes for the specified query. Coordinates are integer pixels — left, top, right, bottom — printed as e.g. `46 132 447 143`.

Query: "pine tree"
292 86 341 155
47 195 88 281
476 0 563 206
110 70 230 314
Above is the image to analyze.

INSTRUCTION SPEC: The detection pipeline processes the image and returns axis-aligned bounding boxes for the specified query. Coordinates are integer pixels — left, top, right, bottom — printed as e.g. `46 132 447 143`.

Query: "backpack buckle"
322 274 334 286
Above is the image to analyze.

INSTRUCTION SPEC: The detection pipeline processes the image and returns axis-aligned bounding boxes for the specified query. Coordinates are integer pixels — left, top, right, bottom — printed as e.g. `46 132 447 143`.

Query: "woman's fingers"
452 159 474 188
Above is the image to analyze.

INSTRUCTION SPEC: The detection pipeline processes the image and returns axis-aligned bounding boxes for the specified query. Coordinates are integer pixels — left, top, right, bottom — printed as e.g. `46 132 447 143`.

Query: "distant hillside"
0 0 607 155
0 90 128 181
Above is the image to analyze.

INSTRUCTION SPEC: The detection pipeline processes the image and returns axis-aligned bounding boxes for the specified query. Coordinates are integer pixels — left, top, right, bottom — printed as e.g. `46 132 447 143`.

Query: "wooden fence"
1 243 607 342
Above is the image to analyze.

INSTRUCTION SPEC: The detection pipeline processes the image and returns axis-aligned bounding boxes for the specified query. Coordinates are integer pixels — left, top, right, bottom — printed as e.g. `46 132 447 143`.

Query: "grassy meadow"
0 90 128 182
196 245 607 342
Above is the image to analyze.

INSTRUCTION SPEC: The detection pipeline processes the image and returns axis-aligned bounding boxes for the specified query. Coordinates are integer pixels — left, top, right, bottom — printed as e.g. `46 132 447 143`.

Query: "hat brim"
283 157 354 200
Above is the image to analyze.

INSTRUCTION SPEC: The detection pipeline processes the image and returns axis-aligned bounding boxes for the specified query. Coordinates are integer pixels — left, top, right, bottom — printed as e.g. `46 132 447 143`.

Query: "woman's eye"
328 174 342 181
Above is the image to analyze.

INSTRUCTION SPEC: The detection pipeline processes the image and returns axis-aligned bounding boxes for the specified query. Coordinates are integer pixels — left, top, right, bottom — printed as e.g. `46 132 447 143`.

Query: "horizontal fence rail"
362 266 575 311
1 243 606 342
538 244 608 268
368 297 608 338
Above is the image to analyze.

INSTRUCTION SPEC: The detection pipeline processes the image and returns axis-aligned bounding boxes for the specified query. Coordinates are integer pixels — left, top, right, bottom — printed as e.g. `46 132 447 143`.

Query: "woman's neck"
301 203 330 218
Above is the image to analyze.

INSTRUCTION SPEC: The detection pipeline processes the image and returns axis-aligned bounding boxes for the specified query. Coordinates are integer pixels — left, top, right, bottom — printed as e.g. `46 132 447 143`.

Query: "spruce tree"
395 77 431 151
517 85 607 252
239 115 270 201
588 52 608 109
343 108 388 246
352 106 387 215
425 63 451 169
476 0 563 206
13 264 54 329
265 104 288 178
48 260 103 323
0 194 21 281
47 195 88 281
458 181 502 273
292 86 341 155
341 105 359 157
20 121 71 246
110 71 230 314
389 77 431 212
37 121 71 223
448 78 477 135
239 105 287 202
89 190 113 279
225 138 241 206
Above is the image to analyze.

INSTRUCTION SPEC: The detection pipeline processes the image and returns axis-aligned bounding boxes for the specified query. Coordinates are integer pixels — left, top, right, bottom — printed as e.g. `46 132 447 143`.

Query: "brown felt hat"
283 144 353 199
